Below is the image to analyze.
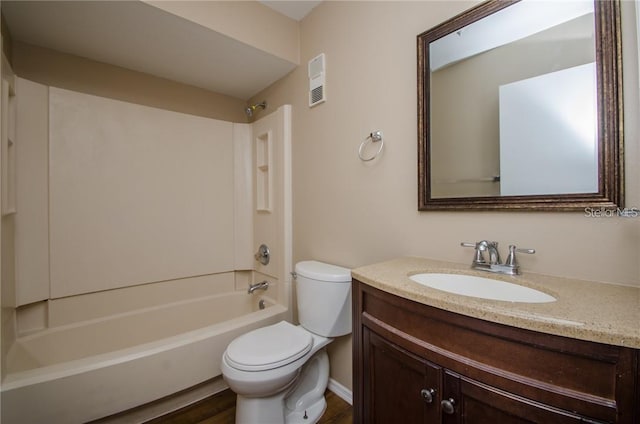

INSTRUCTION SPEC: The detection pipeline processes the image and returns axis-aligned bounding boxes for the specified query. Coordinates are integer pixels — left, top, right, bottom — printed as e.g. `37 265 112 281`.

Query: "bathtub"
1 292 287 423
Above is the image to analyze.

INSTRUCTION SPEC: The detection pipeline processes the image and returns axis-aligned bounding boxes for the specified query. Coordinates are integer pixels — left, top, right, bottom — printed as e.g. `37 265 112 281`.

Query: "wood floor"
145 389 352 424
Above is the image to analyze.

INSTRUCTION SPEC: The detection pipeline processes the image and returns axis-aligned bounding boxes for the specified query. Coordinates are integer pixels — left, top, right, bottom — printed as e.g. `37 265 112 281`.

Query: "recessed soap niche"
256 131 272 213
2 75 17 216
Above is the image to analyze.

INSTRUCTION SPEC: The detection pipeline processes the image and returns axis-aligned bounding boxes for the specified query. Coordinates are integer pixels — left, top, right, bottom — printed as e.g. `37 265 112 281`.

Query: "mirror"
417 0 624 211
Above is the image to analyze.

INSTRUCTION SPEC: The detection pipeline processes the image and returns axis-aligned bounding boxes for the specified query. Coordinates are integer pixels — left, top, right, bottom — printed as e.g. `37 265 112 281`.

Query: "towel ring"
358 131 384 162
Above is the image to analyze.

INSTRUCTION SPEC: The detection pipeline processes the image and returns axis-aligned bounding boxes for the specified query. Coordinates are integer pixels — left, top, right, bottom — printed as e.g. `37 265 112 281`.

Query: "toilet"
221 260 351 424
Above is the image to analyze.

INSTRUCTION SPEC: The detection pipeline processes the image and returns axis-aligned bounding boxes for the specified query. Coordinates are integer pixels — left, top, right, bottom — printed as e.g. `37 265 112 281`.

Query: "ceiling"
2 1 317 100
260 1 322 21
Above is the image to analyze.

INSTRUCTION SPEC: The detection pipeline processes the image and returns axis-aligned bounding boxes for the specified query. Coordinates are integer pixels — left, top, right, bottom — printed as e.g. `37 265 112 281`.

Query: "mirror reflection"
430 0 596 198
418 0 623 211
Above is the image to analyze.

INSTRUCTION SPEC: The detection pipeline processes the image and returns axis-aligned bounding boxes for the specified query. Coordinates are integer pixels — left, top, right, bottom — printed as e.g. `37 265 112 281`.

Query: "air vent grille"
308 53 326 107
310 86 324 106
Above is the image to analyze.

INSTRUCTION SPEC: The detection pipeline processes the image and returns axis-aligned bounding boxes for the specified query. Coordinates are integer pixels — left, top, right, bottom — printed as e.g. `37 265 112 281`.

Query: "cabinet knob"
420 388 436 403
441 398 456 415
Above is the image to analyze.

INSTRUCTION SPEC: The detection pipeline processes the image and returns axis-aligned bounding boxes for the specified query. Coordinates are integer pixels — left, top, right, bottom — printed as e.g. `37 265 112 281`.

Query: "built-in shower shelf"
2 75 17 215
256 131 272 213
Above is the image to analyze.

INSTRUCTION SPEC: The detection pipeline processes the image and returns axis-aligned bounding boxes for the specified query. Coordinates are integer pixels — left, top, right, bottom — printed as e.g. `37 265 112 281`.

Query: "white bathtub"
1 292 287 423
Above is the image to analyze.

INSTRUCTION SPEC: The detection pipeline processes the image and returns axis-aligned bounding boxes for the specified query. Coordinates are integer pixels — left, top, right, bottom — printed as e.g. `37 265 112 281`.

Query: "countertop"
351 257 640 349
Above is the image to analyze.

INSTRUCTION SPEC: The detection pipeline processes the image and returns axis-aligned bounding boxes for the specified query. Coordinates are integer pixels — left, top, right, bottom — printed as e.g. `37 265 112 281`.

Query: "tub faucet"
461 240 535 275
248 280 269 294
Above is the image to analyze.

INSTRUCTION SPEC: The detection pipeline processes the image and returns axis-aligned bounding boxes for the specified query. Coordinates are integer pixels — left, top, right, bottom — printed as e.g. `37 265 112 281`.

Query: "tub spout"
248 280 269 294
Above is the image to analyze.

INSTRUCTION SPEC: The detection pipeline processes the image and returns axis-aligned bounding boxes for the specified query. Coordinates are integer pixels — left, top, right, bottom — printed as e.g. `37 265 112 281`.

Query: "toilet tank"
295 261 352 337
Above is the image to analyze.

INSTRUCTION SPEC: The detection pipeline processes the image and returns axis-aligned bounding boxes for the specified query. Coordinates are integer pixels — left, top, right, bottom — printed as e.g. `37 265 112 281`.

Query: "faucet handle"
505 245 535 267
461 242 485 264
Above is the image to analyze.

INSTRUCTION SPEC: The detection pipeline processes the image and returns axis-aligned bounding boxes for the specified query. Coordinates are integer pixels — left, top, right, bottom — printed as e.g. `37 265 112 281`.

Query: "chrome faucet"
248 280 269 294
478 240 501 264
461 241 534 275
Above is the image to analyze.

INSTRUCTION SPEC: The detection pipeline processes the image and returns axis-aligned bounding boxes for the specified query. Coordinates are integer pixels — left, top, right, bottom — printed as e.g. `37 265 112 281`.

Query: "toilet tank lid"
295 260 351 283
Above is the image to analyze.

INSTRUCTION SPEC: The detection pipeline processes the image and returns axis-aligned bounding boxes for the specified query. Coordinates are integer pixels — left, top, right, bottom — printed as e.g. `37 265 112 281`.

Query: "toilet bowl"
221 261 351 424
221 322 332 423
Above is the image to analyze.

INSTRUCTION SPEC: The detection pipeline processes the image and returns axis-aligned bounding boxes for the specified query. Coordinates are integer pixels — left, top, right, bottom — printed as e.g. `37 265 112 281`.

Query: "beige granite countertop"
352 257 640 349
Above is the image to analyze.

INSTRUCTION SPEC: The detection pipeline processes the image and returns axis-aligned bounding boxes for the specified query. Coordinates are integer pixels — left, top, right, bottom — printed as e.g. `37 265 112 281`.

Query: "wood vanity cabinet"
352 279 639 424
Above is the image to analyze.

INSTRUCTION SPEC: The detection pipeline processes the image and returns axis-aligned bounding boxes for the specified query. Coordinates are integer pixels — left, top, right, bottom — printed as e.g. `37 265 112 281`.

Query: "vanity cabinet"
353 279 639 424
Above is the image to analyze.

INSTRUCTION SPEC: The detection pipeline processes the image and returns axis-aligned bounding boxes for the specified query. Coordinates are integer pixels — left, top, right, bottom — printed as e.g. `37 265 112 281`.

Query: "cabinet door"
364 329 442 423
442 371 586 424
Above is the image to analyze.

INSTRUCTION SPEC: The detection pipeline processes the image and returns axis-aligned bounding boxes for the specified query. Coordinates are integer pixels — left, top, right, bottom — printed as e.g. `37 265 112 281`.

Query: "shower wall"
9 78 255 325
5 43 254 302
49 87 235 297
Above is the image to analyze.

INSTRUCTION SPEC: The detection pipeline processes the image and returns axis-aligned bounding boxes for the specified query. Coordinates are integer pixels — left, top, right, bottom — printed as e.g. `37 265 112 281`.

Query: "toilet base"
285 396 327 424
236 392 289 424
234 349 330 424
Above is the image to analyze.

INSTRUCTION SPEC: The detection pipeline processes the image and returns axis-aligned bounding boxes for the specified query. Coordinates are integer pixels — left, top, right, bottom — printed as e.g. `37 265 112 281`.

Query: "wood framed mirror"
417 0 623 211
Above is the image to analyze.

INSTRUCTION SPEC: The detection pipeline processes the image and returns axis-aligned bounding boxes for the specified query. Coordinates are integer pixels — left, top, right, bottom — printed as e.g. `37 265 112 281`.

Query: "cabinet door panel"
365 329 441 423
444 371 584 424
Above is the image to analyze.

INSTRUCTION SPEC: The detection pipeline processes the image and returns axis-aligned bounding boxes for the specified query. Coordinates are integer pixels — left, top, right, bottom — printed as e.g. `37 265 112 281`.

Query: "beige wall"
11 42 248 123
250 0 640 391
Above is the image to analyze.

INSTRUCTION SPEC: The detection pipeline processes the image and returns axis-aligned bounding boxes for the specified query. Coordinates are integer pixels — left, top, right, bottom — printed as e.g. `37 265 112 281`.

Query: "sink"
409 273 556 303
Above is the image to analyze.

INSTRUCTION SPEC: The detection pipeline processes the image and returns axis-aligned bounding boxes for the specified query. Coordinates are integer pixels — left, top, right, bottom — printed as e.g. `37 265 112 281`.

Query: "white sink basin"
409 273 556 303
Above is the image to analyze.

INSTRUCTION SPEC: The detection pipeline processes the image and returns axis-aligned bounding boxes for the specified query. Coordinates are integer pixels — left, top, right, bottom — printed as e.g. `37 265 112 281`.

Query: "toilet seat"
224 321 313 372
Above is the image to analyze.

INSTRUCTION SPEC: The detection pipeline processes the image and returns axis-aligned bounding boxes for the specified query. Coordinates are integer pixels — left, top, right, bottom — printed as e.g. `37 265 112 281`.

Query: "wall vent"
308 53 326 107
